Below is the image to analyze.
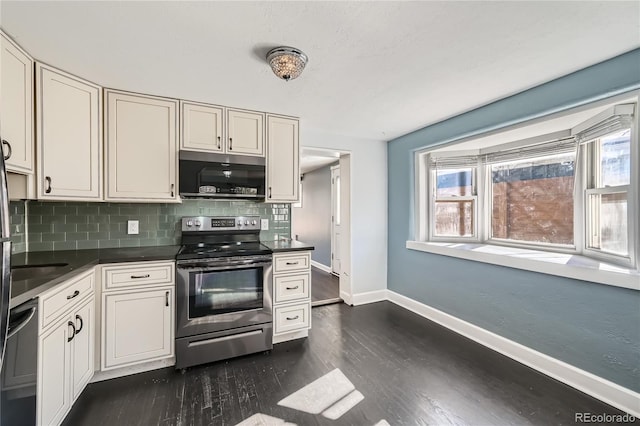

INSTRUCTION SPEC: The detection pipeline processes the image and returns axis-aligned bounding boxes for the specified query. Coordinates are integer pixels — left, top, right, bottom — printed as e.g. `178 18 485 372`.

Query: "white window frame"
428 162 480 242
414 97 639 272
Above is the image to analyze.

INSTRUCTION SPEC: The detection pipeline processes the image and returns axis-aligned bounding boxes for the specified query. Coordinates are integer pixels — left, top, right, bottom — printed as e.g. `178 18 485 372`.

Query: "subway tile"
29 242 54 252
29 223 54 233
77 240 99 250
66 232 89 241
53 241 77 250
53 223 77 233
119 239 140 248
98 239 118 249
77 223 99 232
66 215 88 224
43 233 66 242
53 205 78 215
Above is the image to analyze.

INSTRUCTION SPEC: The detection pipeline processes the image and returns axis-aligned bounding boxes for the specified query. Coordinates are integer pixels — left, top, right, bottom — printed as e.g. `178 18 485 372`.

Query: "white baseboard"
386 290 640 417
351 290 388 306
340 290 353 305
311 260 332 274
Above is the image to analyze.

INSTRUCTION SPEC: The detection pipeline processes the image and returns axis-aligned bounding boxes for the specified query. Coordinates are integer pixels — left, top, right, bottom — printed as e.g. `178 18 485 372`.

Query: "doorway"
291 148 351 306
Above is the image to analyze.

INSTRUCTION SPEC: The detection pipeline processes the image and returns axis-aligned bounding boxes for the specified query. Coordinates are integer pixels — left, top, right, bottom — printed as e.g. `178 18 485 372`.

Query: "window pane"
598 129 630 187
588 192 628 256
491 154 575 245
436 168 473 197
434 200 474 237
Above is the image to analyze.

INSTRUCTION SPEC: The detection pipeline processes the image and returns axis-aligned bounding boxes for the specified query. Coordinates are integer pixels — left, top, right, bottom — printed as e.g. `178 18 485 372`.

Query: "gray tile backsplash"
11 199 290 252
9 201 27 254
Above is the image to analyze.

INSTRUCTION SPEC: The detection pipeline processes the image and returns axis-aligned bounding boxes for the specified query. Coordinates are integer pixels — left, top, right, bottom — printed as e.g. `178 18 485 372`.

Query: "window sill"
406 241 639 291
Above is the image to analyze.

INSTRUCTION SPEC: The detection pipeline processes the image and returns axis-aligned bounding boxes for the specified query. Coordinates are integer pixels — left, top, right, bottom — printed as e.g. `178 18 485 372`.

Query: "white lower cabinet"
272 251 312 344
101 261 175 371
102 288 173 370
37 276 95 426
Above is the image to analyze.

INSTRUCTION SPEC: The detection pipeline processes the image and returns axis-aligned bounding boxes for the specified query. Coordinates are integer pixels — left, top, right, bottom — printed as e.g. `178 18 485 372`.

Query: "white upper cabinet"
181 101 224 153
266 115 299 202
1 31 34 174
105 90 179 202
36 63 102 200
227 109 265 157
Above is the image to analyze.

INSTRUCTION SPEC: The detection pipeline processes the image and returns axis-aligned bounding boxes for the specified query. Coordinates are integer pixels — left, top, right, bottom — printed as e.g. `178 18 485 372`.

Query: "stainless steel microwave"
179 151 266 199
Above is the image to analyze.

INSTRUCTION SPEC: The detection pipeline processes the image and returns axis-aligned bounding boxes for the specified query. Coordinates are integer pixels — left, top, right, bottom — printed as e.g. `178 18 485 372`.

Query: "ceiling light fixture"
266 46 308 81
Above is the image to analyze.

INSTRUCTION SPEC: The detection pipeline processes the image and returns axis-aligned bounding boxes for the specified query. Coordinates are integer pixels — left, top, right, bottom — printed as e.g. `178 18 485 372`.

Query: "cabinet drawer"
274 302 311 335
103 262 174 291
274 273 310 304
40 269 94 330
273 252 310 274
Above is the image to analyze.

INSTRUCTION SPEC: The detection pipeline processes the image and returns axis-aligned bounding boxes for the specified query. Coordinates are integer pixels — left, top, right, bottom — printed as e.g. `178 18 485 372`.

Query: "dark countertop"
10 245 181 309
262 239 315 252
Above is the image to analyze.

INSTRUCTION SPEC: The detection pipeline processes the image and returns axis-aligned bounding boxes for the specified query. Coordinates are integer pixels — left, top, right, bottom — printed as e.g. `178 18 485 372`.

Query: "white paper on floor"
321 389 364 420
277 368 356 415
235 413 296 426
373 420 390 426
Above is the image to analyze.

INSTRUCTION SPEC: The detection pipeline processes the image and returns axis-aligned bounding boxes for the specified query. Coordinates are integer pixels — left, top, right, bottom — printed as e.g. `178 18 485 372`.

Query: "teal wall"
387 49 640 391
10 199 290 252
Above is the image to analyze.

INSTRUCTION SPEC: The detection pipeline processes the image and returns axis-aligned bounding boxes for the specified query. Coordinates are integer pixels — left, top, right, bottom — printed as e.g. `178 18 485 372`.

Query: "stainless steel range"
175 216 273 370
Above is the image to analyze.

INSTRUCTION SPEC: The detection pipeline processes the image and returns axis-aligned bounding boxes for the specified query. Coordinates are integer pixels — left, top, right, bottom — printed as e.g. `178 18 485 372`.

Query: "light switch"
261 219 269 230
127 220 139 235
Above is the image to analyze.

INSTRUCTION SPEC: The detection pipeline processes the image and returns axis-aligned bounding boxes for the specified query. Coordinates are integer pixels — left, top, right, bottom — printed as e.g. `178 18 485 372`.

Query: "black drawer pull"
165 291 170 307
131 274 150 279
2 139 12 160
285 261 299 266
67 321 76 342
217 136 221 149
75 314 83 334
285 285 299 290
67 290 80 300
286 315 299 321
45 176 52 194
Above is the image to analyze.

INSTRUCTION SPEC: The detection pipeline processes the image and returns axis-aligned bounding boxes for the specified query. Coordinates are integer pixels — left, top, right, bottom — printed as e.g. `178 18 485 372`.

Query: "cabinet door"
181 101 224 153
102 288 173 370
105 90 178 202
266 115 299 202
38 318 72 426
71 297 94 400
0 32 33 173
227 109 264 156
36 64 102 200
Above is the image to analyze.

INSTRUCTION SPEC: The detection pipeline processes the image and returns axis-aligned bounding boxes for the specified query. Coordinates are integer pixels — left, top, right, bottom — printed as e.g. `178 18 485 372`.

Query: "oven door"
176 259 273 338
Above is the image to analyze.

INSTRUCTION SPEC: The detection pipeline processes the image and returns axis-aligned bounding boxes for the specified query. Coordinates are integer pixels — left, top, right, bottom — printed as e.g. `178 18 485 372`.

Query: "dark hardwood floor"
63 302 630 426
311 266 340 305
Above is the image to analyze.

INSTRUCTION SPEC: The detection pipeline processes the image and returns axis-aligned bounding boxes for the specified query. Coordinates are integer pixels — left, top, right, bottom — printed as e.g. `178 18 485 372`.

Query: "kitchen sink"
11 263 70 281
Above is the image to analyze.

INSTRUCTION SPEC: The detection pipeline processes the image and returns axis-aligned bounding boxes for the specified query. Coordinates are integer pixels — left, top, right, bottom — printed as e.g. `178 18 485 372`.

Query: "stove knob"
251 220 257 226
186 220 193 227
245 221 249 225
237 221 242 226
194 220 201 227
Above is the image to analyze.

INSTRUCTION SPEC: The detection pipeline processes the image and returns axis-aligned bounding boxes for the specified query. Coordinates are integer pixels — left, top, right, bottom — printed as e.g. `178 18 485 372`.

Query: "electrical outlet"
260 219 269 231
127 220 139 235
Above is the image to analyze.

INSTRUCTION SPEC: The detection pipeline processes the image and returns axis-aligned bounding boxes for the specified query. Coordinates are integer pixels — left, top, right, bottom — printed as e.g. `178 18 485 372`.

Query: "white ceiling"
1 1 639 142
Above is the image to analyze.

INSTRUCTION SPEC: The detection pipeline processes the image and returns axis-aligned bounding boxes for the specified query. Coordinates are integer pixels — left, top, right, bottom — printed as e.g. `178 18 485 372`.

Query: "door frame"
330 164 341 275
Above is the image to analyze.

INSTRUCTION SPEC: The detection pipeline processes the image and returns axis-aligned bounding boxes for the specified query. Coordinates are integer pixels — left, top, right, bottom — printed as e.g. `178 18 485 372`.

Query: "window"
428 156 479 240
417 101 638 268
585 128 631 257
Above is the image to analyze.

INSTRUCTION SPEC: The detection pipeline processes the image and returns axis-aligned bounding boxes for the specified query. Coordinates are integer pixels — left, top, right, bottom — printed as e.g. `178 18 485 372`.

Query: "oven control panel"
182 216 261 232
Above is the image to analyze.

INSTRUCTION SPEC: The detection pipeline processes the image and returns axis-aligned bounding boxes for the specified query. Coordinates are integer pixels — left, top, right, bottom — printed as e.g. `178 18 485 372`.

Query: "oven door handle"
177 261 272 272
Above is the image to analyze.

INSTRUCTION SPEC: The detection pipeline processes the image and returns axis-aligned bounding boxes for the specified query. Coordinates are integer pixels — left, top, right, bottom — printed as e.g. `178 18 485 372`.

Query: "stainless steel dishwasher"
1 298 38 426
